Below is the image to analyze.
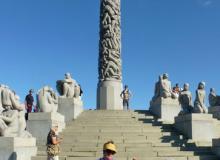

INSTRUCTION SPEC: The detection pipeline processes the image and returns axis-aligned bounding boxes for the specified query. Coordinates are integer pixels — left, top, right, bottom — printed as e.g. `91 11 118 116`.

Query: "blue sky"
0 0 220 110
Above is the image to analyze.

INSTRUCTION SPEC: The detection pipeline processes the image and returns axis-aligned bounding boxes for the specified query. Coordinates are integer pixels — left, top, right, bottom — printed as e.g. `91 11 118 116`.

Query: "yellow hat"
103 141 117 153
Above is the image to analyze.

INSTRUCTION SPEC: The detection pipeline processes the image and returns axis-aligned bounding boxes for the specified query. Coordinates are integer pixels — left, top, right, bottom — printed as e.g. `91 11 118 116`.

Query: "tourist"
172 83 181 97
47 125 62 160
25 89 34 120
98 141 117 160
120 85 132 110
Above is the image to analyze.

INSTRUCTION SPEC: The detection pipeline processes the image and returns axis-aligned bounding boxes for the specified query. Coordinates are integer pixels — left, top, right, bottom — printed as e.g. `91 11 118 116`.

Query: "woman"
47 125 62 160
98 141 117 160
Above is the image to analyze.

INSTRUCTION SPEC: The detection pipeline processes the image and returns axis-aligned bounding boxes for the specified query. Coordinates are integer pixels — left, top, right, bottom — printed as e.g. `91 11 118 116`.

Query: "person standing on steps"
120 85 132 110
47 125 62 160
98 141 117 160
25 89 34 120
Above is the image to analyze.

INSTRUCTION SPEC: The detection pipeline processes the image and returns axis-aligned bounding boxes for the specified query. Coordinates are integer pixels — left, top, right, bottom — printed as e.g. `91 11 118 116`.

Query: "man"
25 89 34 120
120 85 132 110
98 141 117 160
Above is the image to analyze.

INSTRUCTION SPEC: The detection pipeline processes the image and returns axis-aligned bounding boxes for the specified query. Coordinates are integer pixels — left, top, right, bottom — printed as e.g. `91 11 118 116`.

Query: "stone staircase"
31 110 218 160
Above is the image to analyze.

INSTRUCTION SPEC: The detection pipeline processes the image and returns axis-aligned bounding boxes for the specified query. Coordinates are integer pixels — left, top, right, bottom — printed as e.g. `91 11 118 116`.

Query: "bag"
47 144 60 156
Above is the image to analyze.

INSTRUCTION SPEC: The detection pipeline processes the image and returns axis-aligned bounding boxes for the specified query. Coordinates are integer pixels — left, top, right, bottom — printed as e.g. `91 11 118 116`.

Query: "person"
120 85 132 110
25 89 34 120
172 83 181 98
98 141 117 160
47 125 62 160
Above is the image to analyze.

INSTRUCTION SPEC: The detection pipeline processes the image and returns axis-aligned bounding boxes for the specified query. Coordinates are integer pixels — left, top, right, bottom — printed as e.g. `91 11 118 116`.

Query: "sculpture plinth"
58 97 83 121
150 98 181 123
97 0 123 110
174 114 220 143
97 81 123 110
0 137 37 160
27 112 65 144
209 106 220 120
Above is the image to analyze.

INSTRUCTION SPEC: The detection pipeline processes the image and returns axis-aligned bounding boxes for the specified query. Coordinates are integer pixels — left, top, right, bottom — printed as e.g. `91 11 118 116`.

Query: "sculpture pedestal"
27 112 65 144
97 81 123 110
212 139 220 157
0 137 37 160
150 98 181 123
209 106 220 120
58 97 83 122
174 114 220 142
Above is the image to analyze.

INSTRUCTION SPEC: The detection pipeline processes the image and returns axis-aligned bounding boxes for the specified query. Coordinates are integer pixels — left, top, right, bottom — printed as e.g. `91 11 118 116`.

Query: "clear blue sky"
0 0 220 110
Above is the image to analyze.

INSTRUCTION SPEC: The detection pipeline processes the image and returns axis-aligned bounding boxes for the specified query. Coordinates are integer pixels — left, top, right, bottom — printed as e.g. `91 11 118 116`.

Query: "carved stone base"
27 112 65 144
97 81 123 110
212 139 220 157
209 106 220 120
58 97 83 122
0 137 37 160
174 114 220 142
149 98 181 123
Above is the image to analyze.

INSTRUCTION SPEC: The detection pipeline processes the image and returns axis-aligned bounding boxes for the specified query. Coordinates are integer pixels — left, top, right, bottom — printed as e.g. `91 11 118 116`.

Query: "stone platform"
150 98 181 123
27 112 65 144
174 113 220 143
58 97 83 122
209 106 220 120
0 137 37 160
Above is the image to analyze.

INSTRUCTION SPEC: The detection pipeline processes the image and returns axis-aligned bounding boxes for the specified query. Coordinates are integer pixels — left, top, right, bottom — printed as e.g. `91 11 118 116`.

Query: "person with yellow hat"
98 141 117 160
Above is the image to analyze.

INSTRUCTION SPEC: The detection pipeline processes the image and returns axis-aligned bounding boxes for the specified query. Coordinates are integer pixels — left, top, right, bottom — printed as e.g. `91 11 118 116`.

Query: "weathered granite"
212 139 220 157
174 113 220 142
27 112 65 144
150 97 181 123
97 81 123 110
0 137 37 160
97 0 123 110
58 97 83 122
209 106 220 120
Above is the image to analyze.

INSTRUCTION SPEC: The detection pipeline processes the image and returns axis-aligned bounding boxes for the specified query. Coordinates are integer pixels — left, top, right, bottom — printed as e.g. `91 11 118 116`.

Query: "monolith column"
97 0 123 110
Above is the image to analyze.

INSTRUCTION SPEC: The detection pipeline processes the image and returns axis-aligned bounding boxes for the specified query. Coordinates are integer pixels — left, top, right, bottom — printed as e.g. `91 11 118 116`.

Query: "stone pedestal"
0 137 37 160
97 81 123 110
149 98 181 123
209 106 220 120
174 114 220 142
27 112 65 144
58 97 83 122
212 139 220 157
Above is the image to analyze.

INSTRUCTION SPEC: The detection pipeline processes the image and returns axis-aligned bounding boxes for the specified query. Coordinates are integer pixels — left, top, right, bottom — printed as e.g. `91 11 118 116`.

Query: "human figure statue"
209 88 220 107
120 85 132 110
37 86 58 113
0 85 32 137
0 84 5 112
152 75 162 101
194 82 207 113
160 73 177 99
179 83 193 114
57 73 79 98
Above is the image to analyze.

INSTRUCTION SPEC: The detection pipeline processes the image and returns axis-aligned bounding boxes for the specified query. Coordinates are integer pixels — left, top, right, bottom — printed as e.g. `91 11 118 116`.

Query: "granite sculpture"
209 88 220 107
178 83 193 114
56 73 81 100
0 85 32 137
37 86 58 113
97 0 123 110
194 82 207 113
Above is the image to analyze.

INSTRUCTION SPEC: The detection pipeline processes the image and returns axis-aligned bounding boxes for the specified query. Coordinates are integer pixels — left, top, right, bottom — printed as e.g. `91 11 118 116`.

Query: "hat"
103 141 117 154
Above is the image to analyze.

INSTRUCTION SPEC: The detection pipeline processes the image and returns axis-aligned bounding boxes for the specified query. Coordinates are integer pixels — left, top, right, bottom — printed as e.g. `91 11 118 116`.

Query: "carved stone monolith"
97 0 123 110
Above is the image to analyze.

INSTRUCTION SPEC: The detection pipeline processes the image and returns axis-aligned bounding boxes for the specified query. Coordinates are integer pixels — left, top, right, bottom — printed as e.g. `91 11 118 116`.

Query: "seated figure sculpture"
179 83 193 114
209 88 220 107
56 73 81 100
37 86 58 113
194 82 207 113
160 73 177 99
0 85 32 137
